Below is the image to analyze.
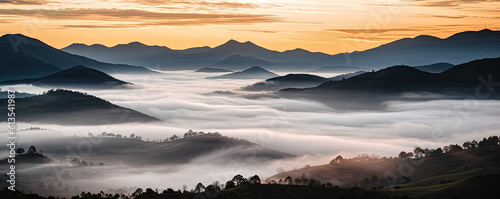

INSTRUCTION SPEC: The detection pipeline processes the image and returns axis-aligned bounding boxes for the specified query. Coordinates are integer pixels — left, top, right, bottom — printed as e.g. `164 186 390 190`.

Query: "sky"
0 0 499 54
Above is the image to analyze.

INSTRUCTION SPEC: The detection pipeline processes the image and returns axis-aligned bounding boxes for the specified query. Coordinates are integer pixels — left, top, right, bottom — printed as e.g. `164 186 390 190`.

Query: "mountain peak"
245 66 267 72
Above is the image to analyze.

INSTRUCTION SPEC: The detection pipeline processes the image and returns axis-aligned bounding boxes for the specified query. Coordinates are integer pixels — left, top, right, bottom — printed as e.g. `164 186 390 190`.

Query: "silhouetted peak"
219 39 260 48
0 33 49 47
228 54 245 58
223 39 243 45
89 44 108 48
413 35 440 41
244 66 268 72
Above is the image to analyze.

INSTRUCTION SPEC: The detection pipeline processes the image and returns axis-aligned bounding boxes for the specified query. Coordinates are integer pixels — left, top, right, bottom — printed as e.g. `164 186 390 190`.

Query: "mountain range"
279 57 500 110
0 65 129 89
61 29 500 71
0 34 153 82
0 89 160 125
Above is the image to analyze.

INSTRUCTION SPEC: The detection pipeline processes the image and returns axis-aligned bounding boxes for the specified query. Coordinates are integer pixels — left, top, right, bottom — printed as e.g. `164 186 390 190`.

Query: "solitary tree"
249 175 261 185
224 181 235 189
28 146 37 154
16 148 25 154
232 174 247 186
195 182 205 193
284 176 293 185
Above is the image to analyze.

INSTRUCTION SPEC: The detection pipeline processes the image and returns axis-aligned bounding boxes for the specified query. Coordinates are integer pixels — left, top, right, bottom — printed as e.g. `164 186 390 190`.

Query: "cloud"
0 8 281 26
0 0 48 5
406 0 500 7
417 14 468 19
230 29 278 34
128 0 260 9
325 28 420 34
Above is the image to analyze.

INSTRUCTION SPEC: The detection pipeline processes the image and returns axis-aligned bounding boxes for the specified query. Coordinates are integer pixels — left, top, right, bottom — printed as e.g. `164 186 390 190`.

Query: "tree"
284 176 293 185
407 152 414 158
330 155 345 164
398 151 409 159
369 175 379 188
195 182 205 193
88 132 94 137
16 148 25 154
131 188 143 198
434 147 443 156
28 146 37 154
294 177 302 185
169 134 179 141
130 134 135 139
144 188 155 195
81 161 88 166
360 177 369 188
232 174 247 186
249 175 261 184
71 158 81 166
413 147 424 158
224 180 235 189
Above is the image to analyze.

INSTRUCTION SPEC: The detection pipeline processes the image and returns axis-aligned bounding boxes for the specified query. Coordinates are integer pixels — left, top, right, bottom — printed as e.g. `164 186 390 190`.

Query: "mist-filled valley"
1 68 500 198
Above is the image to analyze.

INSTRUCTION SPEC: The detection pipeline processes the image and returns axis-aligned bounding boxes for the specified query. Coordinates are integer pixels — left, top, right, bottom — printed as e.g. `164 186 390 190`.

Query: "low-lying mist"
1 70 500 197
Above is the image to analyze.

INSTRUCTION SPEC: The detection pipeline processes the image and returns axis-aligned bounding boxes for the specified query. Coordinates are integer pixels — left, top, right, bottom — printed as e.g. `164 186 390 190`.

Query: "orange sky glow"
0 0 499 54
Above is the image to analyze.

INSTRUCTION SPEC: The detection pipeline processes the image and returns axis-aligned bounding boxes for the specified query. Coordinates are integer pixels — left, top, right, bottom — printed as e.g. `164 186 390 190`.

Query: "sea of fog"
1 70 500 196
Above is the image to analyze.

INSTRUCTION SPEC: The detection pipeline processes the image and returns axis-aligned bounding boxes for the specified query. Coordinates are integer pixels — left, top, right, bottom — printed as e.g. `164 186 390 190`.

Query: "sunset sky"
0 0 499 54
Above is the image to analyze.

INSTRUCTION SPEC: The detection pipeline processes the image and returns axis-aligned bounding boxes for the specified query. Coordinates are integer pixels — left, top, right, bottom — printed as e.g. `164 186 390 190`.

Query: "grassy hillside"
7 134 294 166
0 89 159 125
270 146 500 187
377 174 499 199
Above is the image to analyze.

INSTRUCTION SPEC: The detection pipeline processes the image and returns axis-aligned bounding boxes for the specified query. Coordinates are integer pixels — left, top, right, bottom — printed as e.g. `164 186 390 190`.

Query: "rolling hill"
279 57 500 109
313 66 369 73
0 34 153 81
195 67 233 73
241 74 329 91
208 66 278 79
0 153 55 165
2 134 294 166
413 62 455 73
0 65 129 88
269 146 500 189
0 89 159 125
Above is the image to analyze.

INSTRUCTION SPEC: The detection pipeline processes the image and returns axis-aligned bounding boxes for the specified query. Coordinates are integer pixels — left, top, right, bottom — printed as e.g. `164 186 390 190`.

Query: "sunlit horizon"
1 0 499 54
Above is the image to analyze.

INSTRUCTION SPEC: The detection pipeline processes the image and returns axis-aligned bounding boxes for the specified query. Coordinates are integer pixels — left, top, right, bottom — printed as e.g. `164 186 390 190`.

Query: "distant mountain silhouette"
0 65 129 88
213 54 272 70
279 57 500 109
195 67 233 73
62 29 500 71
313 66 369 73
414 63 455 73
329 71 367 81
325 29 500 69
178 46 212 54
0 89 35 99
62 39 332 70
0 34 152 81
242 74 328 91
0 89 160 125
208 66 278 79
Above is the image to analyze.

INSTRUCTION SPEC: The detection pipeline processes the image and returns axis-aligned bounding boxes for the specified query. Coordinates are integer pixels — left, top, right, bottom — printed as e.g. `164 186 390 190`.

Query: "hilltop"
0 89 159 125
0 65 129 89
208 66 278 79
